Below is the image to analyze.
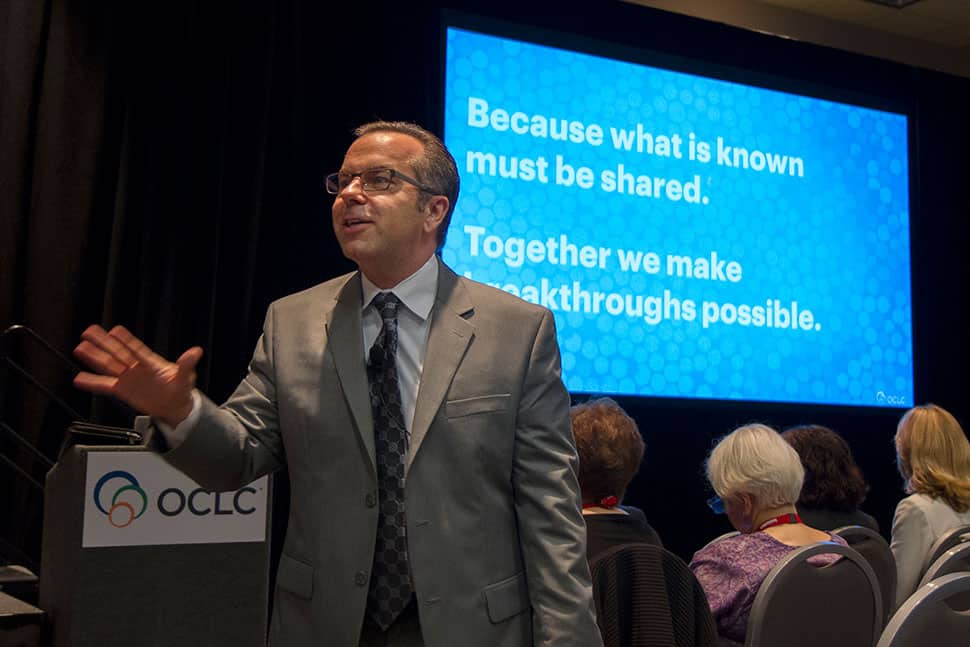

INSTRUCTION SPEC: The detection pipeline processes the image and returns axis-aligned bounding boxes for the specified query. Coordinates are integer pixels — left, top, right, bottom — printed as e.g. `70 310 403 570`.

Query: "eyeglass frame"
706 495 726 515
325 167 437 195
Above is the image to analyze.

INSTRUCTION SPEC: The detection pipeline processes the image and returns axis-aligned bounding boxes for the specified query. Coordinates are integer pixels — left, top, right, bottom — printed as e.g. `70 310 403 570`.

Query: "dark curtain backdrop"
2 0 968 567
1 0 311 566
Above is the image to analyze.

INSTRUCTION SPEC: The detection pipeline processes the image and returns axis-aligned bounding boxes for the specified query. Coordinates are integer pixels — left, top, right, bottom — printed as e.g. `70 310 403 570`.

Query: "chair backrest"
745 542 882 647
922 524 970 574
832 525 897 627
919 541 970 588
876 572 970 647
590 542 717 647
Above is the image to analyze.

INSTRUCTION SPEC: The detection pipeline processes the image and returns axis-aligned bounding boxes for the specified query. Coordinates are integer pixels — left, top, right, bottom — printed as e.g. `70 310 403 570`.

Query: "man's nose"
339 177 367 201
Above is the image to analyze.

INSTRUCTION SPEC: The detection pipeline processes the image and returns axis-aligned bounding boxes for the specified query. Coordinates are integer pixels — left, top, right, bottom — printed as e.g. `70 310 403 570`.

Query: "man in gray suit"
73 122 603 646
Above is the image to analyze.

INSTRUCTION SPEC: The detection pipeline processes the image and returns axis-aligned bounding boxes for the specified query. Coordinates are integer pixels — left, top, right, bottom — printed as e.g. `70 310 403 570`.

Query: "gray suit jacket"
163 261 602 647
890 492 970 609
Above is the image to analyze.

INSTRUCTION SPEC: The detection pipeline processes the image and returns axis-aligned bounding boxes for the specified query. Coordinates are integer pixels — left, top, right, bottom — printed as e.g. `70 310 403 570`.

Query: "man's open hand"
73 325 202 428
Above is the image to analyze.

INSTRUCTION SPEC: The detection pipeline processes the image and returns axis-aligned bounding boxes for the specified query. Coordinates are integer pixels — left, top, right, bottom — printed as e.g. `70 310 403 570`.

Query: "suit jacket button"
355 571 367 586
365 492 377 507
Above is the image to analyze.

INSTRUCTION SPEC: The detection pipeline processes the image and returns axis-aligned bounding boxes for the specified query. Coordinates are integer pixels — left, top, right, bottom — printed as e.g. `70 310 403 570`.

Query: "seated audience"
570 397 661 561
781 424 879 532
891 403 970 608
690 423 846 646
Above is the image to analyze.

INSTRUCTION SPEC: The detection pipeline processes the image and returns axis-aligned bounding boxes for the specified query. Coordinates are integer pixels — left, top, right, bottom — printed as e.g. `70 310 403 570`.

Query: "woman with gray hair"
689 423 846 646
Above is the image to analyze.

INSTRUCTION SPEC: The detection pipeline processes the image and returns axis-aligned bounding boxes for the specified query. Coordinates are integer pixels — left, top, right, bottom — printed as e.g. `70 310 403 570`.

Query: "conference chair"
916 542 970 613
921 524 970 575
590 542 717 647
745 542 882 647
919 541 970 588
833 525 897 627
876 572 970 647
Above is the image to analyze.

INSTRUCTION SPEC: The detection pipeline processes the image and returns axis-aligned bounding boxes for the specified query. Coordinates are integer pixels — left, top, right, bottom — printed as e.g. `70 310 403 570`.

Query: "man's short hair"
570 397 645 504
706 423 804 509
354 121 460 252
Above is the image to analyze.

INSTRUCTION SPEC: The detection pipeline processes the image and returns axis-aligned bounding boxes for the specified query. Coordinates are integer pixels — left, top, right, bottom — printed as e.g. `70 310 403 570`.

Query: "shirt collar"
360 255 438 321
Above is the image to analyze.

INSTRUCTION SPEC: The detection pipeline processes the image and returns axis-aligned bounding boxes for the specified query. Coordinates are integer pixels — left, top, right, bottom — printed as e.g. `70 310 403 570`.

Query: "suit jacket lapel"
407 262 474 474
326 273 376 475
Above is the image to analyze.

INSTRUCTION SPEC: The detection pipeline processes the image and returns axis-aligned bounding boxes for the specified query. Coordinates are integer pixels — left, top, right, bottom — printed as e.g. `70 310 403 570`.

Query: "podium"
39 437 271 647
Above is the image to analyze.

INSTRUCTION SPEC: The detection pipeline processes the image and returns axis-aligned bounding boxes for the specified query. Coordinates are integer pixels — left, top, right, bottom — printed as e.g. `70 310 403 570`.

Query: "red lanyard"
758 512 802 531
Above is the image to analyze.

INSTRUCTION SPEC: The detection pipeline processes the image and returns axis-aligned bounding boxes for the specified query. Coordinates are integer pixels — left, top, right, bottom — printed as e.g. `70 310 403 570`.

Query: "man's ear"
423 195 449 235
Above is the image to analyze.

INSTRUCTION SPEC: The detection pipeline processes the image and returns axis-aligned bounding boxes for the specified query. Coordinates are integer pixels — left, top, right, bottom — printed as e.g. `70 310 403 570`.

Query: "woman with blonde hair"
891 403 970 607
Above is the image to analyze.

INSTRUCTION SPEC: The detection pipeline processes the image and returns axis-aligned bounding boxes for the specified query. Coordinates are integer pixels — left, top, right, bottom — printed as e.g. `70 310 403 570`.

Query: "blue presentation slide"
442 26 913 408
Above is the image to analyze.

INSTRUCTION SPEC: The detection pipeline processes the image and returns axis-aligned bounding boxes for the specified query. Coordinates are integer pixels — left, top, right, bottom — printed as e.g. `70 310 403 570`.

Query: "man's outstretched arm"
73 324 202 428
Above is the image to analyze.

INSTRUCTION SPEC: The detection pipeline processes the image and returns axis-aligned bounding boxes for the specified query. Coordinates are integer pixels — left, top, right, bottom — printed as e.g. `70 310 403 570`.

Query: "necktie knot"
372 292 400 324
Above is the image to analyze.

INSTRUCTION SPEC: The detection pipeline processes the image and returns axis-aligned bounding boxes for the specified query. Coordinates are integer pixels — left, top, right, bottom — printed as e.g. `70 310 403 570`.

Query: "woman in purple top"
689 424 847 646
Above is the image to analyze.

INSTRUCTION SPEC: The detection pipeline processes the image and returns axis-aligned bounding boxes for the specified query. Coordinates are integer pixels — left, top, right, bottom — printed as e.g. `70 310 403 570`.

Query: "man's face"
332 131 442 287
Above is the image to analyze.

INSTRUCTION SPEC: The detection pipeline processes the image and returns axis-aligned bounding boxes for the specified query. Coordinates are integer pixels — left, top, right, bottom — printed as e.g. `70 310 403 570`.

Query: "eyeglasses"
707 495 726 515
325 167 436 195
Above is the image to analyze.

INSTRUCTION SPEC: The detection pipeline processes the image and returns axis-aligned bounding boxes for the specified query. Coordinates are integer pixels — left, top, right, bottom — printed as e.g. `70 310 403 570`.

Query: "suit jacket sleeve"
512 308 603 646
162 302 287 491
890 495 930 610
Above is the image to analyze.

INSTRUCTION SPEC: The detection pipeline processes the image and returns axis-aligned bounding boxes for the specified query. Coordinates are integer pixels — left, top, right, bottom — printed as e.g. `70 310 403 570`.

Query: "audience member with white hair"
689 423 847 646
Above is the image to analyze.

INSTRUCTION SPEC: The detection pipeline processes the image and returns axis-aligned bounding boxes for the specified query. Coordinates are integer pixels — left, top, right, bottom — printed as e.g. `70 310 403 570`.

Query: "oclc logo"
875 391 906 406
93 470 148 528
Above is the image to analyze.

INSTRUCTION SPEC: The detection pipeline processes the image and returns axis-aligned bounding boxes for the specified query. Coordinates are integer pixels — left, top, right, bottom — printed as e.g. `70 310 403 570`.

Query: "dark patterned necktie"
365 292 413 629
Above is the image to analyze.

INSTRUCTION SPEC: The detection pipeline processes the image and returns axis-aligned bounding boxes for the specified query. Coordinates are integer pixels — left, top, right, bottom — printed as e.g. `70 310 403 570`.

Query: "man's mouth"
342 217 372 228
